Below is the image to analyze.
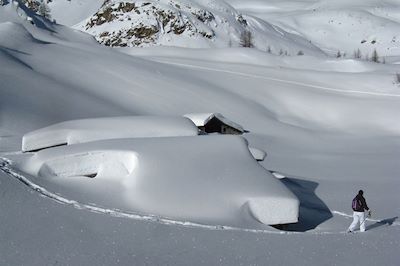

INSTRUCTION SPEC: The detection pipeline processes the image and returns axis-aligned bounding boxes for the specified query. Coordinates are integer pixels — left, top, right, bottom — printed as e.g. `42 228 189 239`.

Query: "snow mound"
19 135 299 226
22 116 199 152
0 21 34 47
247 197 298 225
38 150 138 178
248 147 266 161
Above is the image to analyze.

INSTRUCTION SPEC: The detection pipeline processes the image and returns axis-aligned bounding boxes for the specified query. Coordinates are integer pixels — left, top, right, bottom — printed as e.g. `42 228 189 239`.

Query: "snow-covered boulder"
22 116 199 152
248 147 266 161
19 135 299 226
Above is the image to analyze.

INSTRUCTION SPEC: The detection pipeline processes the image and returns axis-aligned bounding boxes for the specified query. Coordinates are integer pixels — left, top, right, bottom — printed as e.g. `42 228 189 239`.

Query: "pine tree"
38 1 51 20
239 30 253 48
353 48 362 59
336 50 341 58
371 49 379 63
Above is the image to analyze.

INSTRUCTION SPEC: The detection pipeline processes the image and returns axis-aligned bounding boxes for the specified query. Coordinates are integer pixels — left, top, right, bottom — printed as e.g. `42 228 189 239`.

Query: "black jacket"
353 194 369 212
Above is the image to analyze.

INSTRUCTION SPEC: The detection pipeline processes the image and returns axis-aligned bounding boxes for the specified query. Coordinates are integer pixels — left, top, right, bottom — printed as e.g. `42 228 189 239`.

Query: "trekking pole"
360 210 371 227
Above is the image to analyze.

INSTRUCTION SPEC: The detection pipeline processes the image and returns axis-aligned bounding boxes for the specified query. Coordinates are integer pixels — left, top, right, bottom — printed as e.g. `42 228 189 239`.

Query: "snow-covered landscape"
1 0 399 265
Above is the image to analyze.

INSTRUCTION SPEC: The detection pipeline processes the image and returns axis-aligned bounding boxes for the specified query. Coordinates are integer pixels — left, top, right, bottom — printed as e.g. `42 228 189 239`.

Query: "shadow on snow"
367 216 398 231
278 177 333 232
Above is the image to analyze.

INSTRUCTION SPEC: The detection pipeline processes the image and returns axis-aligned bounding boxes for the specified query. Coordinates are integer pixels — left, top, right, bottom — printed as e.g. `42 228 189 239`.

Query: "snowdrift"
19 135 299 226
22 116 199 152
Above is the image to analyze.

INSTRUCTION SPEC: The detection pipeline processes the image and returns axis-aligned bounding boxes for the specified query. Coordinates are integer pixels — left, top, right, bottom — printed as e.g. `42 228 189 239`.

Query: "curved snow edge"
247 197 299 225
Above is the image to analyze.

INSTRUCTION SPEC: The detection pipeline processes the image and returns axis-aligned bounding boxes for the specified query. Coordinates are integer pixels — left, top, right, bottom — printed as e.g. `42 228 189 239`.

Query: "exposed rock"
78 0 245 48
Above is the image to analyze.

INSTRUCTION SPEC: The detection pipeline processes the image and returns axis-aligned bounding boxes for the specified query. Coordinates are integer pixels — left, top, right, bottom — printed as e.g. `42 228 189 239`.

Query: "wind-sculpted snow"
18 135 300 226
2 157 399 235
22 116 199 151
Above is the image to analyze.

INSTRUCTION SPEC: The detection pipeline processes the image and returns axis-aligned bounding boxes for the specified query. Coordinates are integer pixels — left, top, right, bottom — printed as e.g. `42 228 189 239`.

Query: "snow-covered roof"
20 135 299 226
184 113 244 132
22 116 199 152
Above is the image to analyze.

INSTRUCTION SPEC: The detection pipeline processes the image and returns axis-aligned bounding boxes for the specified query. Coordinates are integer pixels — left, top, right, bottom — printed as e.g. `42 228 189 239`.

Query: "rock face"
77 0 249 48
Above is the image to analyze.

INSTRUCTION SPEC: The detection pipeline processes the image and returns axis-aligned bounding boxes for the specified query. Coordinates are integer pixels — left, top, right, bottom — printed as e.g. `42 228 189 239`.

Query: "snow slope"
42 0 323 54
227 0 400 57
1 1 400 265
48 0 103 26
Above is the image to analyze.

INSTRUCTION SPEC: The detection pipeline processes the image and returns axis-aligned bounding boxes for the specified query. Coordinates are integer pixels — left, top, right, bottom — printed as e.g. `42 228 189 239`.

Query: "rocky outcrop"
78 0 248 48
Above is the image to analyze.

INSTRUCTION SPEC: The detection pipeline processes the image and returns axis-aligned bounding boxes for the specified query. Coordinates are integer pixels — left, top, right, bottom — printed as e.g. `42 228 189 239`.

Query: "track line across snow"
1 157 397 235
332 211 400 226
156 60 400 98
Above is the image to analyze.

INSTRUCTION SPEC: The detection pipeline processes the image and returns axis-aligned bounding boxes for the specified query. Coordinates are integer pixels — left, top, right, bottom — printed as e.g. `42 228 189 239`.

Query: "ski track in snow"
332 211 400 225
155 60 400 98
1 157 398 235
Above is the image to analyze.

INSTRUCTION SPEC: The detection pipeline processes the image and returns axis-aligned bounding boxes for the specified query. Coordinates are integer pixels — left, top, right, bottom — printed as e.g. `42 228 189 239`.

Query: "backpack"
352 196 362 210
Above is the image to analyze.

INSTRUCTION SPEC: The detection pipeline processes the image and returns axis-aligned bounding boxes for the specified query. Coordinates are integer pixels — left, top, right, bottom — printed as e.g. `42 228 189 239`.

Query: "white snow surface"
1 1 400 265
21 116 199 151
248 146 266 161
48 0 103 26
226 0 400 57
18 135 299 226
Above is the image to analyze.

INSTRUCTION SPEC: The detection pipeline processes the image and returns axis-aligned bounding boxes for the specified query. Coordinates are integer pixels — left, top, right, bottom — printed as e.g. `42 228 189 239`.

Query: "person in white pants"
347 190 370 233
348 211 367 232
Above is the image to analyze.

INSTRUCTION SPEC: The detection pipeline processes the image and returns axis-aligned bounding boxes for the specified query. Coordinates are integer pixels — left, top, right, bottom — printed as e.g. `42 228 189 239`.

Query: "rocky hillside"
19 0 322 54
78 0 244 47
72 0 322 54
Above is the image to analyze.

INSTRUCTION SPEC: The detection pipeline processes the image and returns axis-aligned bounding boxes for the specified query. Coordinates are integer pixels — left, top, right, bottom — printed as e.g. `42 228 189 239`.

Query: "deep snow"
17 134 300 226
21 115 199 151
1 1 400 265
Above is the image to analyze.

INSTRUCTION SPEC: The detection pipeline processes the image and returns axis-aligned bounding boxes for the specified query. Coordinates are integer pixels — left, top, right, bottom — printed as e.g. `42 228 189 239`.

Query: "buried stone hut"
184 113 244 135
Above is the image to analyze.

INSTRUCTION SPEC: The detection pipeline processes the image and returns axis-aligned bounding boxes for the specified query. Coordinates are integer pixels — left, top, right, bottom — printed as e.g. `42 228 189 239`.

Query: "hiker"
347 190 371 233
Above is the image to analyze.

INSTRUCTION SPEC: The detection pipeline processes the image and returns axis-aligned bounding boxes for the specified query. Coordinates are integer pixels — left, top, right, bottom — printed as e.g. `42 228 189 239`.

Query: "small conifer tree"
354 48 362 59
371 49 379 63
239 30 253 48
38 1 51 19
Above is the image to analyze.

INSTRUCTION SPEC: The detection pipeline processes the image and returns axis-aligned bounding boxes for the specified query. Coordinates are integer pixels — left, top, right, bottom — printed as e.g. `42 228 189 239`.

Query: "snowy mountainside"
40 0 323 54
227 0 400 57
48 0 104 26
22 0 400 57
